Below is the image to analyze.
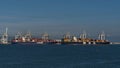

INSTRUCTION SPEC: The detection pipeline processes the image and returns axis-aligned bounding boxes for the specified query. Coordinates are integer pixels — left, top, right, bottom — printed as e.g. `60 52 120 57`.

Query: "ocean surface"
0 44 120 68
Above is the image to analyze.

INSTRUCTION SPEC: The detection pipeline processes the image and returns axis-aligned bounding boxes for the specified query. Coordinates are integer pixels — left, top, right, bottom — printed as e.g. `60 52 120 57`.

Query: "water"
0 44 120 68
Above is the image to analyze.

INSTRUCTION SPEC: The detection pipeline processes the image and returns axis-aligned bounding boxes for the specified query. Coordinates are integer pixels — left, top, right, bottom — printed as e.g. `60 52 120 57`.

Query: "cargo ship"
61 32 110 45
36 33 61 45
12 32 61 45
94 32 110 44
11 32 37 44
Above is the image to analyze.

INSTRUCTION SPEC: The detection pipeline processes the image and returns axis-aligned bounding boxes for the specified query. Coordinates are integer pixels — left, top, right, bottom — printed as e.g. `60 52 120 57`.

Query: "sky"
0 0 120 40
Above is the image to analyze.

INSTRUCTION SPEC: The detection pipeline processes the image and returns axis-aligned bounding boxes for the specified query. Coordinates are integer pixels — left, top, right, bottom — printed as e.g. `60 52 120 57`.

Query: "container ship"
36 33 61 45
61 32 110 45
11 32 61 45
11 32 37 45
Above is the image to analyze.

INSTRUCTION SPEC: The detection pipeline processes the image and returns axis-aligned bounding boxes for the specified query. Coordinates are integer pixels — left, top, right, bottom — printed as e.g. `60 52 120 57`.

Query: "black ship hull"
61 42 110 45
61 42 83 45
95 42 110 44
11 42 36 45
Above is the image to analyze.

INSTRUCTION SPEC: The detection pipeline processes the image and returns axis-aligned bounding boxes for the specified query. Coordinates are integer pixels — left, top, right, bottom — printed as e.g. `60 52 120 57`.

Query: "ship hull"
61 42 110 45
37 42 60 45
11 42 36 45
61 42 83 45
95 42 110 44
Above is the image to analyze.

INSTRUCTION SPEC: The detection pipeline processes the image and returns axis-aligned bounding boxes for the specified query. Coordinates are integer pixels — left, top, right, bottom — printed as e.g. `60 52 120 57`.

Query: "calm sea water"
0 44 120 68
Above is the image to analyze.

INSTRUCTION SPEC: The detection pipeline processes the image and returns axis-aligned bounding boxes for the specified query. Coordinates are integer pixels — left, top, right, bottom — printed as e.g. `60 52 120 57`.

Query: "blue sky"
0 0 120 40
